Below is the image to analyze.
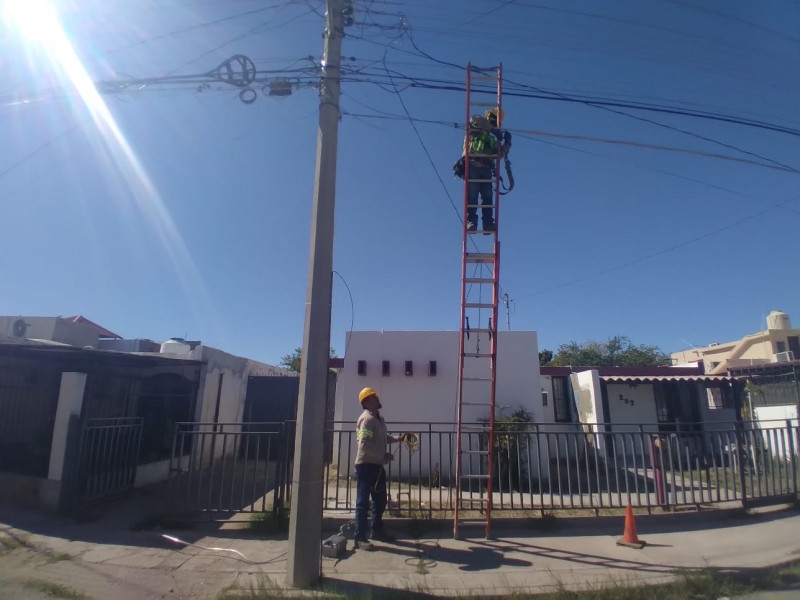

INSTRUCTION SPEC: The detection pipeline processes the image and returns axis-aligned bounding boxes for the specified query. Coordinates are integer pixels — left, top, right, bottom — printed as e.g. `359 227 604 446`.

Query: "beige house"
671 310 800 375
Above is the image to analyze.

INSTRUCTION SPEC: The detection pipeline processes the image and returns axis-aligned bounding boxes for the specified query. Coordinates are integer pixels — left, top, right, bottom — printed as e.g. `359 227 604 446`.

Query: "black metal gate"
75 417 143 503
168 421 294 514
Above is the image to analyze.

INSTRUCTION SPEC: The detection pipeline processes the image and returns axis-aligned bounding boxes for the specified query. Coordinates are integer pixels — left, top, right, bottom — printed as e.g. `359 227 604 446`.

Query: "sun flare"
5 0 214 325
5 0 60 42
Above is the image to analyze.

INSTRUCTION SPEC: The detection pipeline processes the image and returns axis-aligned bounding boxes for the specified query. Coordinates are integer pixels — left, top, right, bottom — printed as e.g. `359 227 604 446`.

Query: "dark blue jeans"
354 463 387 540
467 164 494 227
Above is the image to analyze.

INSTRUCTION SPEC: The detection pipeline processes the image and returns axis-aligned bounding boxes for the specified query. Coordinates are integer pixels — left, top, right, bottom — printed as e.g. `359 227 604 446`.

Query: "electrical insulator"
343 0 354 26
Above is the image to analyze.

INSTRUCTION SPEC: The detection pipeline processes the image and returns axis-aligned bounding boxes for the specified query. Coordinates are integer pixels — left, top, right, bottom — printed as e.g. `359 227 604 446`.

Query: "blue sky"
1 0 798 366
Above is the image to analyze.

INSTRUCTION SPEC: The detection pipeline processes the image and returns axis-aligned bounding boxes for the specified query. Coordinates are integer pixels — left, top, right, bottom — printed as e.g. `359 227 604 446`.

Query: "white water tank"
766 310 791 330
160 337 191 354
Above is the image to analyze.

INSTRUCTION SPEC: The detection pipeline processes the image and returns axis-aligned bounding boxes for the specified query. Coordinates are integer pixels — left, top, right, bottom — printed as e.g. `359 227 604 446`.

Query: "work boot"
483 221 495 235
354 538 374 551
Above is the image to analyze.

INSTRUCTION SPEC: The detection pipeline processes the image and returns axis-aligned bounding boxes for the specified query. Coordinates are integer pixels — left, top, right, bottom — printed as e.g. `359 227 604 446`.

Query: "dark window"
541 390 548 406
553 377 571 422
788 336 800 358
0 362 61 477
382 360 390 376
776 341 787 353
137 373 196 464
748 370 800 407
654 384 671 423
429 361 437 376
357 360 366 376
405 361 413 376
707 386 733 410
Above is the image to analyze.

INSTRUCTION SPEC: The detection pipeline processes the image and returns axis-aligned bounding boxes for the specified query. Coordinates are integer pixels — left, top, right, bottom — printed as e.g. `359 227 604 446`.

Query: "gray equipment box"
321 533 348 558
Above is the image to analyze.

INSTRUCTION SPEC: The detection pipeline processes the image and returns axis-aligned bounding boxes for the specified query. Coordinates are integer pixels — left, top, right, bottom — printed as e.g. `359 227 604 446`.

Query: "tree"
280 346 337 373
538 349 553 366
548 336 670 367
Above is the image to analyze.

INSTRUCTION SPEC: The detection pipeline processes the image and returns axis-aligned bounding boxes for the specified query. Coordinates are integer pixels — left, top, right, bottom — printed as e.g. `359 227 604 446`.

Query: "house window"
428 361 437 376
357 360 366 376
541 390 548 406
776 341 787 353
788 336 800 358
707 386 733 410
382 360 390 376
654 385 671 423
553 377 571 422
405 361 413 376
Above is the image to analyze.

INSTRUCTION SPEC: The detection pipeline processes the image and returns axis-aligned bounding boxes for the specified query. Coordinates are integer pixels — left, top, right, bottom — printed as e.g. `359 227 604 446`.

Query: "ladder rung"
463 352 494 358
466 204 496 209
466 178 494 183
465 253 495 263
461 449 489 454
461 426 489 431
464 278 495 284
462 377 493 382
464 303 494 309
462 474 490 479
463 328 494 334
454 518 489 524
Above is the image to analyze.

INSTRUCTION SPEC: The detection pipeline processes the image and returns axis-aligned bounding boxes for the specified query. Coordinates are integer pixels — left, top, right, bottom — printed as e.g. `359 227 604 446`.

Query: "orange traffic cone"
616 505 645 549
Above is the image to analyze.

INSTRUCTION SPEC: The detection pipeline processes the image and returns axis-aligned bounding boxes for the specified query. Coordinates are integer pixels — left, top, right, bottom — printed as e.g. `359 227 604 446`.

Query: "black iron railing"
167 419 798 516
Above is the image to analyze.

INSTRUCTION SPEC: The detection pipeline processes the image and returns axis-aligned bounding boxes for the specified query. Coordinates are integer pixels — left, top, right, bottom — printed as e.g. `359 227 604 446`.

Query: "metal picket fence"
166 419 798 516
168 421 294 514
75 417 143 503
322 419 799 516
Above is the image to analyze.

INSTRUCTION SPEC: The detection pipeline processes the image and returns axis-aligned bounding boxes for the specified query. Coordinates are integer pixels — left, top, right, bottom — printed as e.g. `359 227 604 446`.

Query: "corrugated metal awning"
601 375 738 384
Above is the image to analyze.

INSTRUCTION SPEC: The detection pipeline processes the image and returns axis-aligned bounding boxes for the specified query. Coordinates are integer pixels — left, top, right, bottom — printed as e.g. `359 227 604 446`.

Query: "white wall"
604 383 658 430
188 345 295 426
602 382 659 463
336 331 540 426
171 345 295 462
44 372 87 510
754 406 798 462
334 331 540 478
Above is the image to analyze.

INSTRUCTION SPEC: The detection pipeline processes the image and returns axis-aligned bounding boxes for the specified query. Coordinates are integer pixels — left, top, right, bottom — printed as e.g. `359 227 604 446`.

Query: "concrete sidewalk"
1 500 799 599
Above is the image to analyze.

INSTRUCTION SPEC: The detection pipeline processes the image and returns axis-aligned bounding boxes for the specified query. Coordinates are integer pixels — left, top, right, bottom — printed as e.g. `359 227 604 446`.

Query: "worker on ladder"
456 107 512 233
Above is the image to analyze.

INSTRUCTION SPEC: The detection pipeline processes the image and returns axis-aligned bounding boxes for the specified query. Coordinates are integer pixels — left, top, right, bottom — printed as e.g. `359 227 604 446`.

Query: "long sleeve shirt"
355 409 389 465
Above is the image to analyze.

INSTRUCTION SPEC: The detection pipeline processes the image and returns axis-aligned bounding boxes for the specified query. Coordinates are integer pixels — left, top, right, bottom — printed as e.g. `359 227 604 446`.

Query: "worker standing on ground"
353 387 405 550
458 107 512 233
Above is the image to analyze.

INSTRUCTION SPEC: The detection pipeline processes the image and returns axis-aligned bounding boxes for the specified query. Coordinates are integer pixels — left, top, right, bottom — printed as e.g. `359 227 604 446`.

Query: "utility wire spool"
403 432 421 454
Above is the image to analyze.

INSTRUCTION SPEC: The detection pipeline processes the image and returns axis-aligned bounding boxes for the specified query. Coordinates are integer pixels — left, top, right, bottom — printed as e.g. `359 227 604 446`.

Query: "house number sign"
618 394 635 406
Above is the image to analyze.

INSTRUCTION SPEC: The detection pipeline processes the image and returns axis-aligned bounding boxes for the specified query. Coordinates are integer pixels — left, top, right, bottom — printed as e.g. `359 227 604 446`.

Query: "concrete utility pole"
286 0 344 588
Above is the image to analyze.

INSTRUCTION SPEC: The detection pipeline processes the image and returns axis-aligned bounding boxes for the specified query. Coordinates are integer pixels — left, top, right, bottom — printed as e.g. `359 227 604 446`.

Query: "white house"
333 330 541 480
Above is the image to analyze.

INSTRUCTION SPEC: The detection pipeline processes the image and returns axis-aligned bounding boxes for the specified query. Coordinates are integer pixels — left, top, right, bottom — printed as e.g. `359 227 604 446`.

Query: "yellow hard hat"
485 107 505 122
358 387 379 404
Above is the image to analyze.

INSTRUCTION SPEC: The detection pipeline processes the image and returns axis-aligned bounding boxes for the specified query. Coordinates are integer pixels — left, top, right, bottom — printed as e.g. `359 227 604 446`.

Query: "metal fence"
75 417 143 503
168 422 294 514
166 419 798 517
323 419 800 516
